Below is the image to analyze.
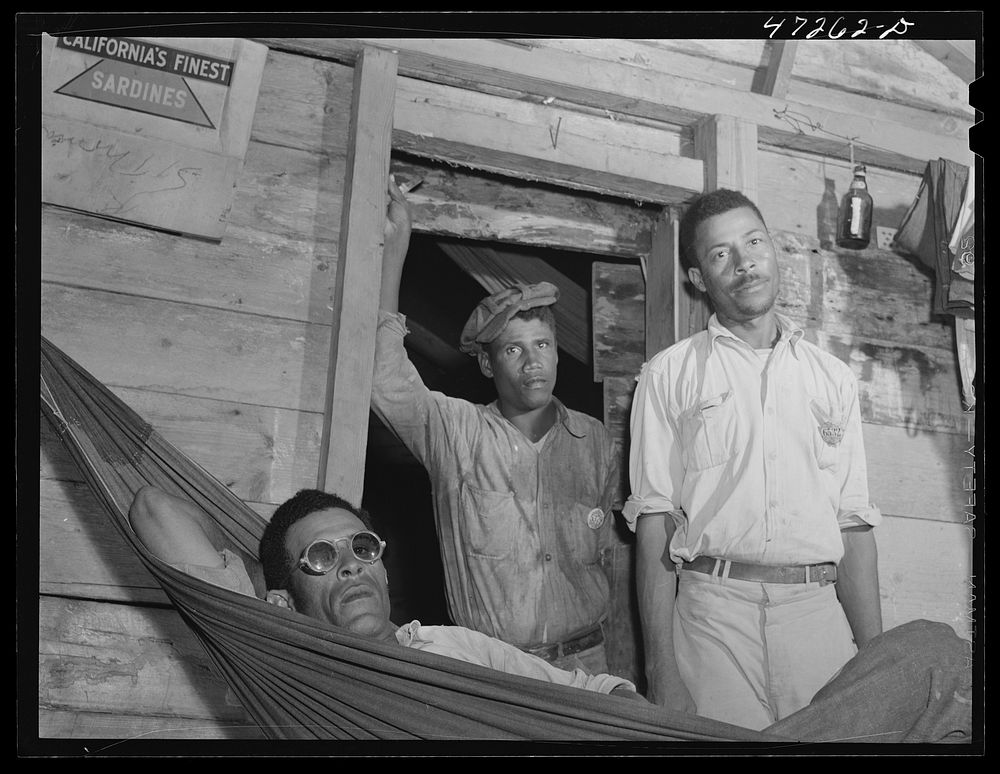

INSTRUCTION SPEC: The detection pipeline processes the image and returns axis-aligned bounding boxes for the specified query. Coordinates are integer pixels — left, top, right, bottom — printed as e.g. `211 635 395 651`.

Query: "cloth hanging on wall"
895 158 977 409
947 166 977 409
895 158 975 318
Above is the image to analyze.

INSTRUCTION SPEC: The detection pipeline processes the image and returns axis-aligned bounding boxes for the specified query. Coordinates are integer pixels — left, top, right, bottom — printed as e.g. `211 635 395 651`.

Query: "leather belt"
524 625 604 663
681 556 838 585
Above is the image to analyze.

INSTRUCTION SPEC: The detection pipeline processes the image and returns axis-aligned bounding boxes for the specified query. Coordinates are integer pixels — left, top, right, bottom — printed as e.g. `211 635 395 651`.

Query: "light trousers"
674 568 857 730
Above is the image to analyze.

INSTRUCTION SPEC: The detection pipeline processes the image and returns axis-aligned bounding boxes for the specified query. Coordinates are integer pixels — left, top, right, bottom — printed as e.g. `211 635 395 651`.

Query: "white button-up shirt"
623 313 880 566
396 620 633 695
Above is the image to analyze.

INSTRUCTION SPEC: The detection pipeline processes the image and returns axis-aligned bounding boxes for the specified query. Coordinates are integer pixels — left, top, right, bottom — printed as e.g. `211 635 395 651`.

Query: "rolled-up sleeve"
834 372 883 530
622 363 685 531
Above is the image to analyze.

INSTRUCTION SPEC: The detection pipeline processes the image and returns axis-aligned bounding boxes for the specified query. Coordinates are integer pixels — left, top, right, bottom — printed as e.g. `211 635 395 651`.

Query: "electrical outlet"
876 227 897 251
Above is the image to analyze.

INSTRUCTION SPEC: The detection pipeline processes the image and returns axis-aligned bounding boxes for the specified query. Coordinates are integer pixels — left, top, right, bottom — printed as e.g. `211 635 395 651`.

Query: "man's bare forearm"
635 513 695 711
128 486 224 567
836 526 883 648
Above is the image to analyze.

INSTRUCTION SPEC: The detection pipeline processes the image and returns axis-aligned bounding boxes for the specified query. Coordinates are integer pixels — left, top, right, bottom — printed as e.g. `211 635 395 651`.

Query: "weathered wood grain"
393 157 657 258
248 49 356 154
759 40 798 99
694 113 759 203
392 75 701 204
592 262 646 380
39 477 167 604
757 146 927 240
876 515 974 640
40 387 321 505
260 37 972 173
41 285 331 414
39 597 258 733
40 149 346 327
645 210 677 359
40 156 655 336
538 38 975 119
254 44 698 203
318 46 397 502
39 708 266 741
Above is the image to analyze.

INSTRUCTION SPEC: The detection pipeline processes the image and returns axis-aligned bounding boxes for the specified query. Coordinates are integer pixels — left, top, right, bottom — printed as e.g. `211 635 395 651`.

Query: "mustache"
734 273 767 289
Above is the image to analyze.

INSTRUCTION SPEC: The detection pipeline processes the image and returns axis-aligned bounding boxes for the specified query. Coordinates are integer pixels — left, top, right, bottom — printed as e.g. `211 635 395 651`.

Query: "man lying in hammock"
128 485 647 702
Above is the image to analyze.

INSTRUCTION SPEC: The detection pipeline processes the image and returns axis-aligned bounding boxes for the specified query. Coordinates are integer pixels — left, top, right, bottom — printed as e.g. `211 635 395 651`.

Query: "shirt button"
545 553 552 561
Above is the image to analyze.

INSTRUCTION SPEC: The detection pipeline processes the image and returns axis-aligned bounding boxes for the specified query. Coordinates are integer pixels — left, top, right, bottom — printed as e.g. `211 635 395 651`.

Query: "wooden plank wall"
37 43 667 739
38 45 362 740
37 36 976 738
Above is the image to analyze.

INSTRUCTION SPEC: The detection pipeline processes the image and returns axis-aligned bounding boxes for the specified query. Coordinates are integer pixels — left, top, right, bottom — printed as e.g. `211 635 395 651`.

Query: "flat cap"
459 282 559 355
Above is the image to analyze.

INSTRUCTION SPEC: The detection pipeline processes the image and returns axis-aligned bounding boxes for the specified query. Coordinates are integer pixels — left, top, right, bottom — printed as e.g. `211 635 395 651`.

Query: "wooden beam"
390 76 701 204
257 38 972 174
694 113 759 200
593 262 644 384
437 241 591 365
317 47 398 503
760 40 798 99
390 157 657 259
913 40 977 84
646 209 677 358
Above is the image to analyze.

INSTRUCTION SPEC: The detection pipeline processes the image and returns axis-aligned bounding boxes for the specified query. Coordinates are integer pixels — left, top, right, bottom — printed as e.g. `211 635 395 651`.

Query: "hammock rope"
40 335 789 743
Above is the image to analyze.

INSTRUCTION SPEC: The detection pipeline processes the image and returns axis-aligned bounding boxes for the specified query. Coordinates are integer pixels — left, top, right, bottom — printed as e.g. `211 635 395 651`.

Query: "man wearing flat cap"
371 176 619 675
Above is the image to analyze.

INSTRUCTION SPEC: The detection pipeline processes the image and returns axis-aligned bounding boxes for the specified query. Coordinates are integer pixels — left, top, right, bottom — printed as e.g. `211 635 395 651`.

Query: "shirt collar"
395 620 423 646
706 312 804 356
487 397 590 438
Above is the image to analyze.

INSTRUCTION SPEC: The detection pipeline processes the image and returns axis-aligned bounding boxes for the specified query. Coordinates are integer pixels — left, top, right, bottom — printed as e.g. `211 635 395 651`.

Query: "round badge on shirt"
819 421 845 446
587 507 606 529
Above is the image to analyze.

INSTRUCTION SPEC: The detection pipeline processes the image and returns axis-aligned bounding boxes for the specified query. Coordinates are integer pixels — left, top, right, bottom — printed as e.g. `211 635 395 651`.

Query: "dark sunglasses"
287 531 386 580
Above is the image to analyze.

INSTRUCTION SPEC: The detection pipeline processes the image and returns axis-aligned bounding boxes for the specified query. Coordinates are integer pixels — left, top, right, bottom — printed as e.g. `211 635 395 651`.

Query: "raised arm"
128 485 225 568
635 512 696 712
379 174 413 313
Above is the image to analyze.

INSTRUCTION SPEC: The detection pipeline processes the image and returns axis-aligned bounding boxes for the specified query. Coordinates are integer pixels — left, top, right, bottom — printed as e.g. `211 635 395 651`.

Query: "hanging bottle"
837 164 874 249
817 178 839 250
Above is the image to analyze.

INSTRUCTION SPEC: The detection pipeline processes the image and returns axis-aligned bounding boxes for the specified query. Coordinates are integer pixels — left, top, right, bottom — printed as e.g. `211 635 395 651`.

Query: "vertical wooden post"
694 113 759 204
646 207 677 358
317 47 398 503
760 40 799 99
678 114 760 337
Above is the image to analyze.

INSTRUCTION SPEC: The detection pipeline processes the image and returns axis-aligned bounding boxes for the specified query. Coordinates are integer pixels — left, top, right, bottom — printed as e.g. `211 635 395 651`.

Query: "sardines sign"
55 36 236 126
42 34 268 239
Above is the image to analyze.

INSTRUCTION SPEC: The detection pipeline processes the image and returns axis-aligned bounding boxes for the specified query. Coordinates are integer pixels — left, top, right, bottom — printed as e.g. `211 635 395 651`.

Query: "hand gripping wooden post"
317 47 398 504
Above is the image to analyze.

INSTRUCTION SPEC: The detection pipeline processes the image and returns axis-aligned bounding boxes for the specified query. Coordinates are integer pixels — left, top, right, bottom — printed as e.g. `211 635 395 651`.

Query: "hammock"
40 335 792 744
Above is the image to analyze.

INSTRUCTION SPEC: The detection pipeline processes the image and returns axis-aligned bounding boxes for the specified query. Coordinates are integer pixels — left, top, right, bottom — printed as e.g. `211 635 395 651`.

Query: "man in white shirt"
128 486 642 701
624 188 883 730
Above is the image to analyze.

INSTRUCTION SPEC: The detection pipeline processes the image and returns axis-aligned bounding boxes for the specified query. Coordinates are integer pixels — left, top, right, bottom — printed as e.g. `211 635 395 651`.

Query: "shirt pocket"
460 482 520 560
808 395 844 470
560 503 606 567
679 391 738 471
